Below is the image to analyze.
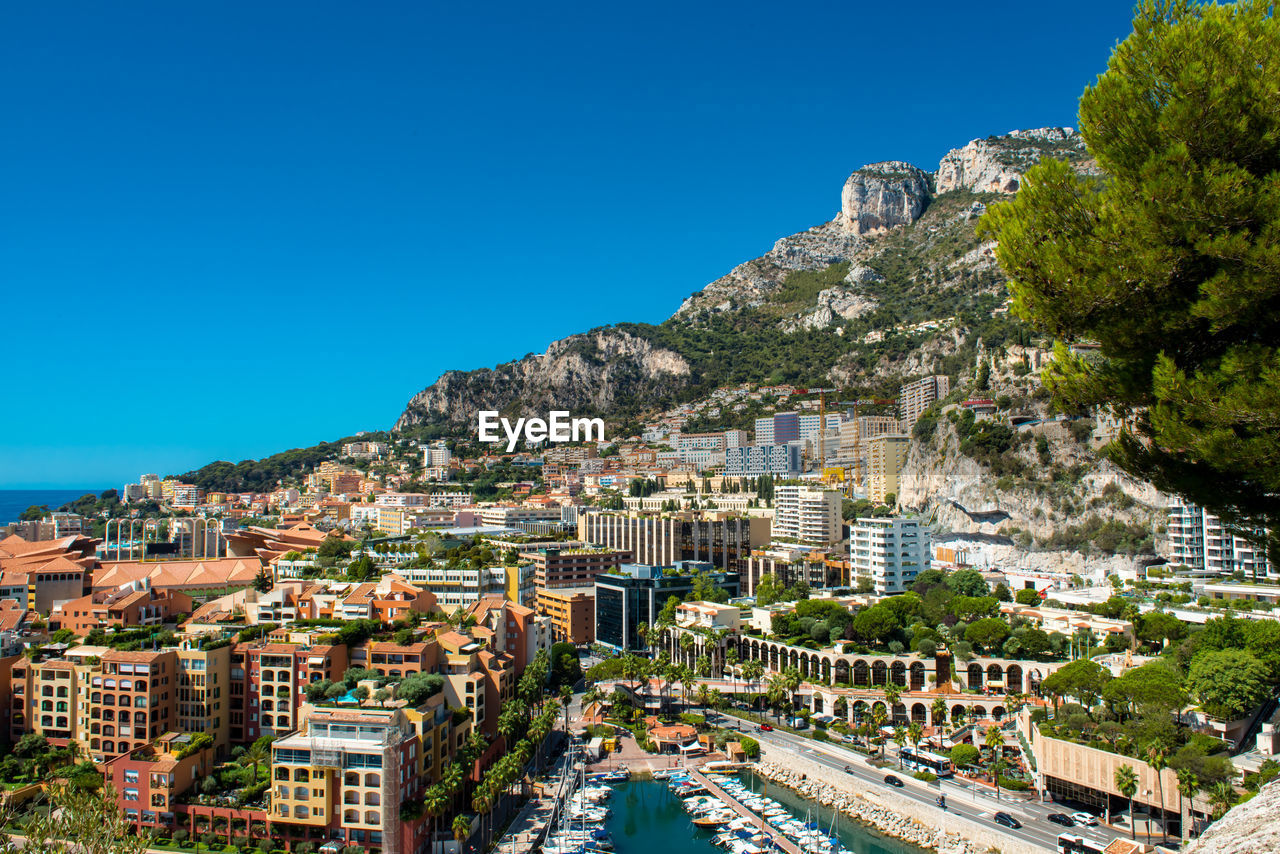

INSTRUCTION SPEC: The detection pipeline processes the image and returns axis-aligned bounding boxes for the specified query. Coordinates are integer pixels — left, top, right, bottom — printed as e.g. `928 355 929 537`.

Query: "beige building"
773 484 843 546
899 375 950 429
175 642 231 758
867 434 909 503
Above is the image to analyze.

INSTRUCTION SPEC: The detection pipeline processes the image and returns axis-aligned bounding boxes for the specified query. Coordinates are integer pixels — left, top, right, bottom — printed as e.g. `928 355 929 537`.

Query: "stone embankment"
754 749 1051 854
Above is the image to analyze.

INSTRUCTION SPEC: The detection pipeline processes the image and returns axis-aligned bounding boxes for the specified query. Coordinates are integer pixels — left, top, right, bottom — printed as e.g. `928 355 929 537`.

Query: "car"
993 812 1022 829
1046 813 1074 827
883 775 904 787
843 766 854 774
760 724 774 732
1071 812 1098 826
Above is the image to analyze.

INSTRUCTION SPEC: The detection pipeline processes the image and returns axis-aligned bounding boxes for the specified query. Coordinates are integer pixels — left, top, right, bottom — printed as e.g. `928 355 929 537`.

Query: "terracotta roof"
94 558 263 590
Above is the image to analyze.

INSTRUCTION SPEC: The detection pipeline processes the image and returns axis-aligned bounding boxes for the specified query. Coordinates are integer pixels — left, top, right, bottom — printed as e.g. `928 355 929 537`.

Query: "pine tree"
981 0 1280 558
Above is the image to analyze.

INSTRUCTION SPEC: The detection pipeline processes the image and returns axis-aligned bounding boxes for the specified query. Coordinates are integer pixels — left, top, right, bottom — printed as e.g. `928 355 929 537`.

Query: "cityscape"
2 3 1279 854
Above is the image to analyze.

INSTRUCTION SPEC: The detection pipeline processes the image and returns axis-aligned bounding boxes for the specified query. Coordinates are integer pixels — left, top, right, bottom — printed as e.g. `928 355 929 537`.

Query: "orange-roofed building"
52 584 193 636
93 558 264 594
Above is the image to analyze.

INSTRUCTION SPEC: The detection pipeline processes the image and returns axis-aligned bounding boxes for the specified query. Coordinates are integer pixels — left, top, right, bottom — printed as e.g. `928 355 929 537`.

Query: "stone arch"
911 702 926 724
890 661 907 686
992 706 1007 721
1005 664 1023 694
892 703 907 724
967 662 983 689
951 703 966 721
987 663 1003 689
821 658 831 684
853 659 869 687
790 650 800 671
909 661 926 690
834 659 850 685
851 700 868 722
871 700 887 716
871 660 887 686
812 695 824 713
1028 668 1044 695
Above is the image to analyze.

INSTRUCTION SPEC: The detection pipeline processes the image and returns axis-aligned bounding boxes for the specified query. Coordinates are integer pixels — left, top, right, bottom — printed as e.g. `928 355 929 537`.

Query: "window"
123 788 139 801
124 770 139 784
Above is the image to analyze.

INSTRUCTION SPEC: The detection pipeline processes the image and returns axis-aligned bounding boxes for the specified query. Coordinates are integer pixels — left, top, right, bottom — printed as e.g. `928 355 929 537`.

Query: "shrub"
913 771 938 782
998 776 1030 791
812 729 829 742
739 736 760 759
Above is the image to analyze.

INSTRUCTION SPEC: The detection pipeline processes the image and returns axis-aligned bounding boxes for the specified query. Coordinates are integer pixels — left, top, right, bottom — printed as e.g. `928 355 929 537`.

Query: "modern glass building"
594 562 739 651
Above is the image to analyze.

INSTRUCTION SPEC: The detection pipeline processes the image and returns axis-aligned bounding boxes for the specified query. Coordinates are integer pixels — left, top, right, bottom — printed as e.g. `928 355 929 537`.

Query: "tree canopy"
981 0 1280 557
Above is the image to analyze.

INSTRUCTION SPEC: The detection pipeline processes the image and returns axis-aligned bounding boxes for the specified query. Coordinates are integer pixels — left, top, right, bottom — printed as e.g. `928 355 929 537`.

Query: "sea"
602 777 926 854
0 489 109 527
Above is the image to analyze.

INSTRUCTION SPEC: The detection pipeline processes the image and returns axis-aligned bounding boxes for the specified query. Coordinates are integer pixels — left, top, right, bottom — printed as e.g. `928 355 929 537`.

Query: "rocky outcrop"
394 328 690 432
1185 779 1280 854
838 161 932 235
936 127 1089 195
675 162 932 319
780 286 878 331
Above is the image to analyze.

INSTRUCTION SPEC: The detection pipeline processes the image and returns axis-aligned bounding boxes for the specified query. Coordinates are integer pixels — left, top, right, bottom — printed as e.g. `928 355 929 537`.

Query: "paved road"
723 718 1124 854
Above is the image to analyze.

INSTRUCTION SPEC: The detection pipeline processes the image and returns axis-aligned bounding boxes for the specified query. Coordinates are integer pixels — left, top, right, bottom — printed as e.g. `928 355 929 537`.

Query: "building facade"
850 517 931 594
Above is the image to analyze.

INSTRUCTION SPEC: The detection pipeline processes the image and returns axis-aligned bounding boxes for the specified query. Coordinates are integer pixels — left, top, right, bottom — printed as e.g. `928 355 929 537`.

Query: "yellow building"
867 434 909 504
175 641 232 758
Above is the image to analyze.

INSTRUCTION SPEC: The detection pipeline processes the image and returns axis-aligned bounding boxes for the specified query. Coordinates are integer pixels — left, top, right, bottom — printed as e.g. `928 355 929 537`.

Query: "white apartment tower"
773 485 844 547
850 517 931 594
1166 503 1270 577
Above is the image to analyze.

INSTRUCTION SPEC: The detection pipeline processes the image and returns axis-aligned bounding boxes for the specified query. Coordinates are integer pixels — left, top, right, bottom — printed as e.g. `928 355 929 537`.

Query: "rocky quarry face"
1185 779 1280 854
936 127 1089 194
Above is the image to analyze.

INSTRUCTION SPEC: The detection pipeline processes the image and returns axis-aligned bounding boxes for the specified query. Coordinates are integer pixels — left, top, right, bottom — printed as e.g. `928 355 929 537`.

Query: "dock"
688 769 805 854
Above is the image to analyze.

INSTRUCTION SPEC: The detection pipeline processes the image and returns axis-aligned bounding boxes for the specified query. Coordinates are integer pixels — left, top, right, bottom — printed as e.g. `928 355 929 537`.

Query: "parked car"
760 724 774 732
843 766 855 774
994 812 1022 829
883 775 904 788
1047 813 1074 827
1071 812 1098 826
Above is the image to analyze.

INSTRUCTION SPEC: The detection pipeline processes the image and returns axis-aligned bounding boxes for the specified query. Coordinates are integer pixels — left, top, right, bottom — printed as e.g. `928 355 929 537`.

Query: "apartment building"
899 375 950 429
1166 503 1270 577
397 563 533 610
229 642 348 744
343 441 390 459
466 596 550 675
476 506 564 527
850 517 931 594
347 639 438 680
578 511 769 573
724 443 803 477
175 642 231 758
743 547 835 595
422 444 452 468
436 630 515 737
89 650 178 761
103 731 215 835
535 587 595 645
773 485 843 546
521 545 628 589
270 705 424 854
52 584 193 636
867 434 909 504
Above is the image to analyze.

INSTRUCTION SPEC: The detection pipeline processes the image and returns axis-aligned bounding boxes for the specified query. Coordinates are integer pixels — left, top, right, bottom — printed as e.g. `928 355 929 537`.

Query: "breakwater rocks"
751 756 1049 854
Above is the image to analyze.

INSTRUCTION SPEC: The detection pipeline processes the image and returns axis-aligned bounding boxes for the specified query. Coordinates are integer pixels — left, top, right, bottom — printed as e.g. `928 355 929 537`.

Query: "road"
722 717 1125 854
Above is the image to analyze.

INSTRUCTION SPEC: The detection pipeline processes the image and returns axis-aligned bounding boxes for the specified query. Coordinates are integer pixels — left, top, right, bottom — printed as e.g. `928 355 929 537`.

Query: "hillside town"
3 369 1279 854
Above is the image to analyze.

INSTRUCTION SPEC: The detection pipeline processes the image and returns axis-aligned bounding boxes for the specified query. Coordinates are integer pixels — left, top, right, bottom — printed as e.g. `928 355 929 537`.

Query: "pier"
688 769 805 854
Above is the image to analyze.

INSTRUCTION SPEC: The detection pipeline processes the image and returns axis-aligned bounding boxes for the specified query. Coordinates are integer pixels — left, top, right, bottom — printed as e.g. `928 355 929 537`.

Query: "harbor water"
601 776 927 854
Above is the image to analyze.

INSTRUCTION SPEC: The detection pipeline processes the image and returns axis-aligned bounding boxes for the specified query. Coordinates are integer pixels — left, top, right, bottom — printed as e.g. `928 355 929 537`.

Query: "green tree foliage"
946 569 990 597
1014 588 1041 606
550 643 582 687
964 618 1010 652
1187 649 1270 720
981 0 1280 557
851 605 899 646
949 743 980 768
1041 659 1111 709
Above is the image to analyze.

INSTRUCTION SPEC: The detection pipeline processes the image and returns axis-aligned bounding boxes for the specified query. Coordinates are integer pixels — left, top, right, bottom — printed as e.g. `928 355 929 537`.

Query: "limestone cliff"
935 127 1092 194
394 328 690 431
1184 779 1280 854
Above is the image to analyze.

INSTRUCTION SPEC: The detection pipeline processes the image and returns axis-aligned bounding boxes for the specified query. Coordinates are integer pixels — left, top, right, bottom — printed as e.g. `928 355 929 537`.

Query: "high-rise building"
899 375 950 429
594 563 739 651
867 434 910 503
422 443 451 468
773 411 800 443
850 517 931 594
724 443 803 477
773 485 843 547
1166 503 1270 577
578 511 770 573
754 417 775 446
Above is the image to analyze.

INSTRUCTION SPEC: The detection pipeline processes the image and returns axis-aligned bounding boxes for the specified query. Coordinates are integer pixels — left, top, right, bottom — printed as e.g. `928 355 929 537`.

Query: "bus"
899 746 954 777
1056 834 1107 854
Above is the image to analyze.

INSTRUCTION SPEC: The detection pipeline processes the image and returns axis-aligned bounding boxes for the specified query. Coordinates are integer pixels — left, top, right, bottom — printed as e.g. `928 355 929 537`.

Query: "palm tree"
931 697 948 732
424 785 449 854
696 653 711 679
452 814 471 849
243 740 270 783
680 632 695 666
984 725 1004 800
742 659 764 715
1175 768 1199 842
696 684 713 713
725 649 739 690
1115 764 1139 840
682 670 697 713
766 676 788 725
884 683 901 724
472 791 491 849
871 706 888 758
1145 742 1169 845
559 684 573 731
1208 780 1236 821
907 721 923 758
636 623 649 652
892 726 907 769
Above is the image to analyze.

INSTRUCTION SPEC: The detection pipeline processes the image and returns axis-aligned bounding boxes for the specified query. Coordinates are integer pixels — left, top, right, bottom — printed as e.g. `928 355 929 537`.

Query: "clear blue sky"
0 1 1136 489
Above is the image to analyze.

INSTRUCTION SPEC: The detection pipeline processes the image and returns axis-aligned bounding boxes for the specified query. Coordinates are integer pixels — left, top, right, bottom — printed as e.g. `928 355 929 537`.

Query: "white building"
773 485 843 547
724 429 749 448
850 517 931 594
422 443 452 469
1166 503 1269 577
754 417 775 446
725 444 803 477
396 563 534 610
477 506 565 527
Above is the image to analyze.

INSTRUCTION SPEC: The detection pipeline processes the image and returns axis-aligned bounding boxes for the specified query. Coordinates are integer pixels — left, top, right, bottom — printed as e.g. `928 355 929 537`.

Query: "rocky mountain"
397 127 1090 436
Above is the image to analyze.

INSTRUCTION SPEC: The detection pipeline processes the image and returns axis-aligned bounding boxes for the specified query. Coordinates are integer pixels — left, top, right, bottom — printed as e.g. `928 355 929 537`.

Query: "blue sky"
0 1 1136 489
